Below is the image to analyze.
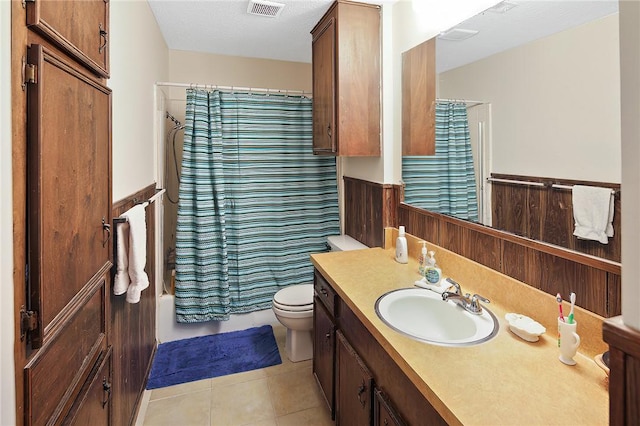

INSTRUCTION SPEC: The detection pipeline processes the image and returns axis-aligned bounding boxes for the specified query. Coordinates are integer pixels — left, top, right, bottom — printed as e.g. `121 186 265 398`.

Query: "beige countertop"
310 232 609 426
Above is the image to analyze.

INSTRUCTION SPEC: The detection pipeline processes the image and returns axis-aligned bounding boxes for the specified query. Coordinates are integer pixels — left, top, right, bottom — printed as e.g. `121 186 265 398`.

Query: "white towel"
113 221 130 295
115 203 150 303
572 185 614 244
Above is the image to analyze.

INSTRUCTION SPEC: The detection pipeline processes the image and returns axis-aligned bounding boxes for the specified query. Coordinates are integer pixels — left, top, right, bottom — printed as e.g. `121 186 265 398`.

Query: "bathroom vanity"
310 233 609 425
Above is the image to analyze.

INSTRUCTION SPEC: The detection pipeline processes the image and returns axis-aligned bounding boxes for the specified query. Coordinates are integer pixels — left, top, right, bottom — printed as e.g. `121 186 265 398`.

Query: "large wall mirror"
402 0 621 262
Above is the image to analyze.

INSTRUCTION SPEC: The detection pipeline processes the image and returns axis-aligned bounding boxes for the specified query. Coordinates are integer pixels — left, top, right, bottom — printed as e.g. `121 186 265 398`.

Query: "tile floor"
137 325 333 426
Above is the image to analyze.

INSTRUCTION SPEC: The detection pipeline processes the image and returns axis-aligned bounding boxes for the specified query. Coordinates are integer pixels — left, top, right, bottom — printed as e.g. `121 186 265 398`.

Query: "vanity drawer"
315 270 337 317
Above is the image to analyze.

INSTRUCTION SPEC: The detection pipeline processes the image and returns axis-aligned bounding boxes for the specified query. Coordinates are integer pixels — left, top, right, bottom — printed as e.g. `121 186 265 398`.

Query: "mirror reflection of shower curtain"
402 102 479 222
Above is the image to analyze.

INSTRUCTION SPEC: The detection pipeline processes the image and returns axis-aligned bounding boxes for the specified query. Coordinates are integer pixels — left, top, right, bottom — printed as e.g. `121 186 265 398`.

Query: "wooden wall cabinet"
311 0 381 156
26 0 110 77
14 0 114 423
402 38 436 156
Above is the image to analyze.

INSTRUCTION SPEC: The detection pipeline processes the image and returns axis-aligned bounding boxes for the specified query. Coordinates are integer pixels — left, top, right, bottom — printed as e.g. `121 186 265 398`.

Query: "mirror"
402 1 621 261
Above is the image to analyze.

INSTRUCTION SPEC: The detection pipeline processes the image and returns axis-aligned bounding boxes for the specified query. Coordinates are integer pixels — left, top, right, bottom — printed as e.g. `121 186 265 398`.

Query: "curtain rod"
436 98 486 106
155 81 311 97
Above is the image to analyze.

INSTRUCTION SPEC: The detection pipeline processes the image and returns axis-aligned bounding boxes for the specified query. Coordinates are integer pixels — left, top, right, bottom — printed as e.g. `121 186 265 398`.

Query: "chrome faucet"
441 278 490 315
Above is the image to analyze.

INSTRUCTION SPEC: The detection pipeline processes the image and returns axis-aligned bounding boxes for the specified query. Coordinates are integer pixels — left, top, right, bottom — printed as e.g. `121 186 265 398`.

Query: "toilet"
272 234 368 362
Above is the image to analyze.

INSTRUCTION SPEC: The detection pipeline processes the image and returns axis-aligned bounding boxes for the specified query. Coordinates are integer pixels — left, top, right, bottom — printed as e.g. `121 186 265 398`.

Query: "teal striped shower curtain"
175 89 340 323
402 102 479 222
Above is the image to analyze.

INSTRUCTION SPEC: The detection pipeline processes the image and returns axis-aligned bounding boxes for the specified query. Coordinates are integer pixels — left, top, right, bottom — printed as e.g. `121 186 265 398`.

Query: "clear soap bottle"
418 242 428 276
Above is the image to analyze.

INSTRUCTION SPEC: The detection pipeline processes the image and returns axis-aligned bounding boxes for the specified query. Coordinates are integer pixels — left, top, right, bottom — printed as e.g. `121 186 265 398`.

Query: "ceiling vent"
247 0 285 18
438 28 479 41
484 1 517 14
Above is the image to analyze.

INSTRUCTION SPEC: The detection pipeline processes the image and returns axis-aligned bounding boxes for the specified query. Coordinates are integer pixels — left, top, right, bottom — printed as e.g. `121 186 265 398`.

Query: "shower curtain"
175 89 340 323
402 102 479 222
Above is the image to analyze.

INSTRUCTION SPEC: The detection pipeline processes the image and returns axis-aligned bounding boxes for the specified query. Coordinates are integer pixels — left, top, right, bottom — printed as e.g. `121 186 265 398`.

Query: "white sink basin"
375 288 499 346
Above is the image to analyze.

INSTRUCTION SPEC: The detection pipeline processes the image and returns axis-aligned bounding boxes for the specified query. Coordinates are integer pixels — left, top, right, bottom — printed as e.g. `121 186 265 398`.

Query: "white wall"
1 1 16 424
439 14 621 183
110 0 170 201
619 0 640 330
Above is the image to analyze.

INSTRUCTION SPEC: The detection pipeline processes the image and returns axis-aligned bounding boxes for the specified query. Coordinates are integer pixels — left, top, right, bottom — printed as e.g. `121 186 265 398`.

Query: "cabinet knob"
327 124 332 139
325 332 331 340
357 382 367 407
320 288 328 297
102 377 112 408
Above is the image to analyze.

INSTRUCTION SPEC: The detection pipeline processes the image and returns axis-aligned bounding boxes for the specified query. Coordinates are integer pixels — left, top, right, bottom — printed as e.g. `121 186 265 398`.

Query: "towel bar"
551 183 617 195
486 177 545 187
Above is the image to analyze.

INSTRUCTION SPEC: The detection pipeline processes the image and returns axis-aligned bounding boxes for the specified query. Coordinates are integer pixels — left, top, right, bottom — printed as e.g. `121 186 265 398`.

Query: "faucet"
441 278 490 315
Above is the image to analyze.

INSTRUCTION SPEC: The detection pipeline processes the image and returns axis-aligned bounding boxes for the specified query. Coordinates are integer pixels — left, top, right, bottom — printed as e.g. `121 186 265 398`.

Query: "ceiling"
147 0 619 66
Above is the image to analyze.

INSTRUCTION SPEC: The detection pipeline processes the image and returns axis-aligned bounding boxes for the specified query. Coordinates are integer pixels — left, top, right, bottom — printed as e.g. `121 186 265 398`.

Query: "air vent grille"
247 0 285 18
438 28 479 41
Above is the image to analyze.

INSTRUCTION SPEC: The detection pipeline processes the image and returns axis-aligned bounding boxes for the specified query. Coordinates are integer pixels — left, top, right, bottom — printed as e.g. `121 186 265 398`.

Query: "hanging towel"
572 185 614 244
115 203 150 303
113 221 130 295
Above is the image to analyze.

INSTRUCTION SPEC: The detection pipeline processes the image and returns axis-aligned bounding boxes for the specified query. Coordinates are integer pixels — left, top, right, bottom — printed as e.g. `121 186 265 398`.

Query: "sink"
374 288 499 346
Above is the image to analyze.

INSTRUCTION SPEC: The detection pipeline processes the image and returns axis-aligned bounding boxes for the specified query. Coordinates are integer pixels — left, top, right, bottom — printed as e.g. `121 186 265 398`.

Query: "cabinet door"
27 0 109 77
313 297 336 417
336 331 373 426
374 388 406 426
26 44 112 349
311 15 336 154
64 348 112 425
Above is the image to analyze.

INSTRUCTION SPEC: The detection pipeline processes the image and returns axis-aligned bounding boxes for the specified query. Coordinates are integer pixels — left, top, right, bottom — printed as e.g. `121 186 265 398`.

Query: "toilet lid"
273 284 313 310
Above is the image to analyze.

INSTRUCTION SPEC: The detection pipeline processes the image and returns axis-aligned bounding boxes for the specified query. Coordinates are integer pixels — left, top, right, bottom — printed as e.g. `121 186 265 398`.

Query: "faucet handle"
469 294 490 314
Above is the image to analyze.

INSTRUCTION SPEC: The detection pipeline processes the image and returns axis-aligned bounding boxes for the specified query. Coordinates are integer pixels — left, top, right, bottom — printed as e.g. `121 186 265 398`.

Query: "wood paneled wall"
398 203 621 317
343 177 402 248
491 174 621 262
111 184 158 426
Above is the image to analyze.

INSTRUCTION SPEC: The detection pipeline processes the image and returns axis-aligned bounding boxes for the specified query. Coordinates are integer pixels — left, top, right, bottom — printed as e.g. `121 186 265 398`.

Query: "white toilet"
272 234 368 362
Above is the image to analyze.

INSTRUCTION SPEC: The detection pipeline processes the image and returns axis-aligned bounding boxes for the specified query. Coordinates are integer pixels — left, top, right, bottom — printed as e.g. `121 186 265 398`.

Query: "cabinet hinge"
25 63 37 85
19 306 38 342
21 0 35 8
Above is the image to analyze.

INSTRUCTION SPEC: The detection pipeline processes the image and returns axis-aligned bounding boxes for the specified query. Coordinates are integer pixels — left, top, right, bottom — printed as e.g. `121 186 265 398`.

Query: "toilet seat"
273 284 313 312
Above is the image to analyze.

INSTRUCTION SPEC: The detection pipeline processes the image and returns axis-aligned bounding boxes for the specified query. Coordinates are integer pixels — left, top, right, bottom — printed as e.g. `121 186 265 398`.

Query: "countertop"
310 242 609 425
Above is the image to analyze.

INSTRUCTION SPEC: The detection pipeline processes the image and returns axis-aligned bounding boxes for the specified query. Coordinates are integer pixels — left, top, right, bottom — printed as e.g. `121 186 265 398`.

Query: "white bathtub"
156 294 280 343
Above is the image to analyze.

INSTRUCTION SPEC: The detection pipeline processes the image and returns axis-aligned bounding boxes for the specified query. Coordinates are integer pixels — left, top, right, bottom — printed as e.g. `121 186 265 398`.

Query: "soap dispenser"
395 226 408 264
424 251 442 285
418 242 428 275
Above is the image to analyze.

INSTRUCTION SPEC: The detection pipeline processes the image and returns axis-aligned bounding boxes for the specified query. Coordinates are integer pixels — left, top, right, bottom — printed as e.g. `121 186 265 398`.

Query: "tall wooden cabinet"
311 0 381 156
13 0 112 424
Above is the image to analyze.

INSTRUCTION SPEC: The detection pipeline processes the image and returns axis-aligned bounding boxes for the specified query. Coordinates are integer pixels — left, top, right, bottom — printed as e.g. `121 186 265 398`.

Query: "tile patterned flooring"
137 325 333 426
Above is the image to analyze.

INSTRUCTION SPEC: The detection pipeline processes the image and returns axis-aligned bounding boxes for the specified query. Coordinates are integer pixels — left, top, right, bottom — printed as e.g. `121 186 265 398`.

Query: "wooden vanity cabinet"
336 331 373 426
310 0 381 156
402 38 436 156
312 268 448 426
374 389 406 426
313 271 338 418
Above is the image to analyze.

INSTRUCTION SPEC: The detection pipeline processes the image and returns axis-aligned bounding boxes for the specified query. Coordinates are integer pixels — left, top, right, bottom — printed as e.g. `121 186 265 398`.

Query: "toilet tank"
327 235 369 251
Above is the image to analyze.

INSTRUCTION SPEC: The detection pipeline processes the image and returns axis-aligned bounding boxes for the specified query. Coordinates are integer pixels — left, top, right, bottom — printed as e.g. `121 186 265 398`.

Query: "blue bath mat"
146 325 282 389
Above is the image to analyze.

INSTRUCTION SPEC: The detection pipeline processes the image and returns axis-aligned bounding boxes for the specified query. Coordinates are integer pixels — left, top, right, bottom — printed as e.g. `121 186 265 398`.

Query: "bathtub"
156 294 280 343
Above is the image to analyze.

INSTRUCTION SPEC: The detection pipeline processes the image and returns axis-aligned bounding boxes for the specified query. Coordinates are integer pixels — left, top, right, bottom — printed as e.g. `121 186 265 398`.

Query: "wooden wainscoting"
491 174 621 262
398 203 621 317
343 177 403 248
111 183 158 426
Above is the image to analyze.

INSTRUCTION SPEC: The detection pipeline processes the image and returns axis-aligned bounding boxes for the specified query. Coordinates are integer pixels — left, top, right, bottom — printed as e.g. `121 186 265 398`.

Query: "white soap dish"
505 313 546 342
